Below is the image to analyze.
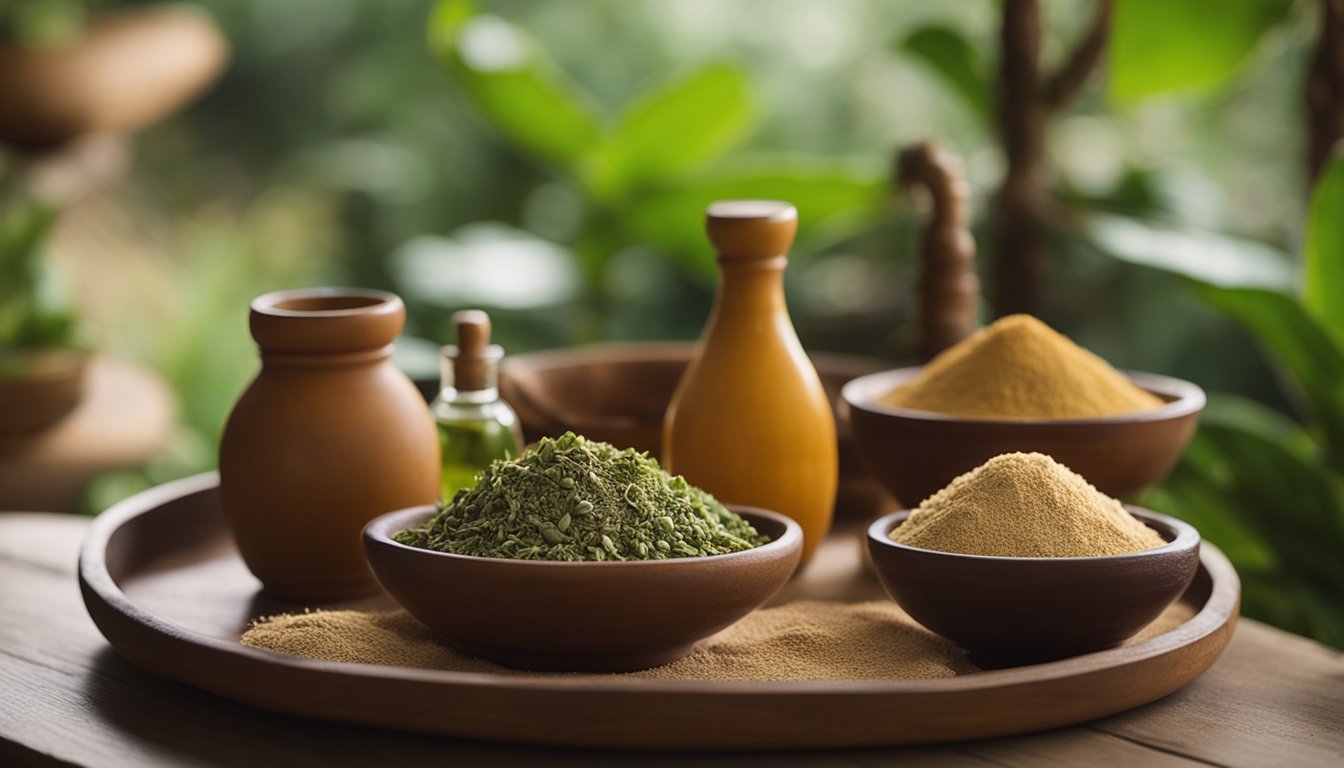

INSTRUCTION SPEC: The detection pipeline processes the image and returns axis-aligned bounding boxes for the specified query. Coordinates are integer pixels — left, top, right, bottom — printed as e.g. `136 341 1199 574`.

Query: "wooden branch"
991 0 1112 317
991 0 1048 317
897 141 981 361
1043 0 1115 110
1308 0 1344 182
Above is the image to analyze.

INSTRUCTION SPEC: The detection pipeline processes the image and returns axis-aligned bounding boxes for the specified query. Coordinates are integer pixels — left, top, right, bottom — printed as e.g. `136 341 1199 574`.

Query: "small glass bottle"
432 310 523 501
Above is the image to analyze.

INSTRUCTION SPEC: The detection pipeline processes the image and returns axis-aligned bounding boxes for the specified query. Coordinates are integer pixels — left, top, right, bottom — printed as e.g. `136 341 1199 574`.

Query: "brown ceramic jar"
220 288 440 601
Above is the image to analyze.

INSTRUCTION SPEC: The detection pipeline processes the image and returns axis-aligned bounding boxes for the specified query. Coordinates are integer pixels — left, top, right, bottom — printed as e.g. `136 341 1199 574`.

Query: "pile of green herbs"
396 432 769 561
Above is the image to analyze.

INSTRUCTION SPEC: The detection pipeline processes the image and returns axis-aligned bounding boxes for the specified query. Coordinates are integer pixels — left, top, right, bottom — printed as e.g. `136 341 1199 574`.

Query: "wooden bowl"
363 505 803 672
0 6 227 149
0 348 88 439
841 368 1205 506
498 342 892 517
866 507 1200 664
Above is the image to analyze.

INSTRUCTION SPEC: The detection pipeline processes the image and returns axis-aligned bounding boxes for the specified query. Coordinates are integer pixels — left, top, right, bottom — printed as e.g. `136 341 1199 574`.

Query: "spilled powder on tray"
636 600 974 680
241 599 1196 681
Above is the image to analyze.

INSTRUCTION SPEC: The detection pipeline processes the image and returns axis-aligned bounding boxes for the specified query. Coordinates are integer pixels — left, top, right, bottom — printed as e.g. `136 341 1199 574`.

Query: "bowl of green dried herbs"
363 432 803 672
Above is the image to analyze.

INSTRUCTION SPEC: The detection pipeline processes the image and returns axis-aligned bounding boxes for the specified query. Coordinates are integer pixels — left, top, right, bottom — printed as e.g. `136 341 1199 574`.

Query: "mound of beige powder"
892 452 1168 557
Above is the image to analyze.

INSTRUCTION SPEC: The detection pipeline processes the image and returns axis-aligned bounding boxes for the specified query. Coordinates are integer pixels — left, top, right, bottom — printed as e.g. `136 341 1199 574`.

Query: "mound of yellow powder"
880 314 1164 419
892 452 1167 557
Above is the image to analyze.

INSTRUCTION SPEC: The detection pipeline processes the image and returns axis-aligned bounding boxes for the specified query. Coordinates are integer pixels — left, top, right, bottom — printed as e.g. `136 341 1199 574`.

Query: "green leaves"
591 64 753 197
1305 147 1344 333
0 200 77 353
428 0 601 169
429 1 753 199
1086 213 1297 291
899 25 990 121
1146 401 1344 647
426 0 887 289
623 158 885 278
1093 159 1344 648
1195 286 1344 462
1109 0 1293 105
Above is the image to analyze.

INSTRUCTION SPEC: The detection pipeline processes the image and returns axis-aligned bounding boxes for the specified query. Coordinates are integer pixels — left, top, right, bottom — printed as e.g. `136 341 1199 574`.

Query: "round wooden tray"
78 474 1240 750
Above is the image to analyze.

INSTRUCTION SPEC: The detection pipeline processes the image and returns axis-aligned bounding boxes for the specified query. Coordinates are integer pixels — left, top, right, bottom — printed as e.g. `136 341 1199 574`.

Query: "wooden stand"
0 357 174 512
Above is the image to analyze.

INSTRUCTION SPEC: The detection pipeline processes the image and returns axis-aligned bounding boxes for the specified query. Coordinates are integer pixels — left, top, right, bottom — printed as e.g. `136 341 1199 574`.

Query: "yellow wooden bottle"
663 200 837 564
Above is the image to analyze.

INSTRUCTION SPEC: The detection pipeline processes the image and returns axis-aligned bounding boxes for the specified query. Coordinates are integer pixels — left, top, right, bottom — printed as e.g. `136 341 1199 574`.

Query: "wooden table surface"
2 512 1342 768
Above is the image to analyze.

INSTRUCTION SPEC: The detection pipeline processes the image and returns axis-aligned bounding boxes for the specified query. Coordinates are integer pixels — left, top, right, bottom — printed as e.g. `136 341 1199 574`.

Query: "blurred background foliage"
2 0 1342 645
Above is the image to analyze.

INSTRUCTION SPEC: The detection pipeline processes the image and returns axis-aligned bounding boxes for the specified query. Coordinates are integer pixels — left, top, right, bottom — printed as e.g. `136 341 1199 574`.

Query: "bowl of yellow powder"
866 452 1200 663
841 314 1204 505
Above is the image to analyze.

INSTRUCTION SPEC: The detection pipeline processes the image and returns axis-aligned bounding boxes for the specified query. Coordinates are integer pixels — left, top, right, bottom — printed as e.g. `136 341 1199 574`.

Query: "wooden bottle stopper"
705 200 798 261
451 309 495 392
897 141 981 361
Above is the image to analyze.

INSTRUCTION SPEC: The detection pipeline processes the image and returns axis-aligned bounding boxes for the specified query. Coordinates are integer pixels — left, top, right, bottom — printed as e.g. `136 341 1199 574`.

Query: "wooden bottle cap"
705 200 798 261
451 309 497 392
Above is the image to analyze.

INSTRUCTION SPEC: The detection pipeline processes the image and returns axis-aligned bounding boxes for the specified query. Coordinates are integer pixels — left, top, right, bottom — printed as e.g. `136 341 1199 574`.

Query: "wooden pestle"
897 141 981 362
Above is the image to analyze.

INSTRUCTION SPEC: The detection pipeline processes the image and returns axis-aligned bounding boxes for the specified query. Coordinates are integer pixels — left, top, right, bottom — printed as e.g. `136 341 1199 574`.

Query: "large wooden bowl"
867 507 1201 664
498 342 892 517
0 6 227 149
842 367 1205 506
364 505 802 672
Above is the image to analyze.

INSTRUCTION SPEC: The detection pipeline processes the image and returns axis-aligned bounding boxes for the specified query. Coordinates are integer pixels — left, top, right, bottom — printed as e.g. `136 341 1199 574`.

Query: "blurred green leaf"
427 0 602 169
1305 147 1344 333
1085 213 1297 291
1147 398 1344 646
1201 392 1317 458
899 25 990 121
1196 285 1344 461
591 63 753 197
1110 0 1292 104
623 157 886 279
1197 420 1344 590
0 200 77 352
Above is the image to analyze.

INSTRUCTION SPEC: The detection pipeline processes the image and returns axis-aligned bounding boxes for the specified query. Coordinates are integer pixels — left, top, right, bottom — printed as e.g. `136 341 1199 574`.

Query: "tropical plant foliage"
1102 151 1344 647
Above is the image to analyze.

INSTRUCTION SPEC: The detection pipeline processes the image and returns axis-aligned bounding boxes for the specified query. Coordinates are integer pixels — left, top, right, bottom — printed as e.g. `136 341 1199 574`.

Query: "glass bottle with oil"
432 310 523 500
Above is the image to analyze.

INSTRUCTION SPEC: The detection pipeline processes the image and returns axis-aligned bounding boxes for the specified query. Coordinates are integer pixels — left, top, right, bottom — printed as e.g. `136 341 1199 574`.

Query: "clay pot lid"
249 288 405 355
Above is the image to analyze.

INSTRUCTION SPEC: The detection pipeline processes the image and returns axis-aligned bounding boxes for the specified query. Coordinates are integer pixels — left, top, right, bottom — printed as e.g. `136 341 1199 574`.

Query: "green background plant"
0 198 78 363
1098 151 1344 646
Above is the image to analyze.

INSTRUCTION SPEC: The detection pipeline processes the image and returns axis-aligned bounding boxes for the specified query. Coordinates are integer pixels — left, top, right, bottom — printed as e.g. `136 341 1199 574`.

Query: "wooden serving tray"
79 474 1240 750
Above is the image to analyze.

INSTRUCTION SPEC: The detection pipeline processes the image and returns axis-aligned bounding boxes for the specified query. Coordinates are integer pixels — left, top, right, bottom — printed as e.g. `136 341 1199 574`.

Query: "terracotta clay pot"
220 289 440 601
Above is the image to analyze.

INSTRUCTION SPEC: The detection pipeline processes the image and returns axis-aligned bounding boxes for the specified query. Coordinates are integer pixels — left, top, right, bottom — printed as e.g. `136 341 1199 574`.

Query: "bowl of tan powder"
866 452 1200 663
841 314 1205 505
